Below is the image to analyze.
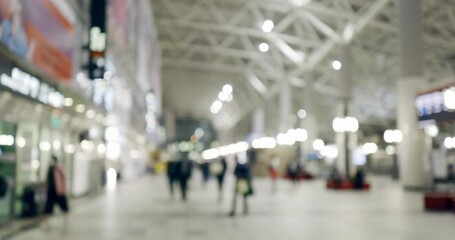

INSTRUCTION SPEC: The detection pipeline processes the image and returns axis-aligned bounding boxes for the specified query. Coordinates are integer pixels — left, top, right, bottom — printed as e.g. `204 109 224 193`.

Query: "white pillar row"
252 105 265 138
301 77 319 160
335 44 355 179
279 80 292 133
164 110 176 142
398 0 426 189
301 78 320 174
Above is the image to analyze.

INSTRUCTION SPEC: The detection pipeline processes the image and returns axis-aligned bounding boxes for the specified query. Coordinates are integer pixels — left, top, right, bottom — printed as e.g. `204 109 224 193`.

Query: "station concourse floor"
10 174 455 240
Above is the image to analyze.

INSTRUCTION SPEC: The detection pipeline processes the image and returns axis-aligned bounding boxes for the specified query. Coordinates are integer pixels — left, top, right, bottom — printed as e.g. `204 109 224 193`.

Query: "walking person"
166 158 178 198
287 159 301 186
230 156 253 217
43 156 69 230
210 157 227 201
176 154 193 201
269 154 280 194
200 160 210 188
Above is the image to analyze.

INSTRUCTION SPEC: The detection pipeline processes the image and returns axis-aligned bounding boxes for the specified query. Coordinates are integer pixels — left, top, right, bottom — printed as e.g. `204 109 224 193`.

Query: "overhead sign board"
88 0 107 80
416 82 455 122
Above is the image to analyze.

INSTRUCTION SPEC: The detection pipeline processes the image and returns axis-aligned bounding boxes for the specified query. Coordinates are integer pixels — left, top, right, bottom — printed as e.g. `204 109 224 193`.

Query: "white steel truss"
152 0 455 131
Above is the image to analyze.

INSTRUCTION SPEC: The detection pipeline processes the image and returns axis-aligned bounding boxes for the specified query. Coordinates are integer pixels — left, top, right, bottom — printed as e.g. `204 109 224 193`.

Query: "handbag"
236 179 249 194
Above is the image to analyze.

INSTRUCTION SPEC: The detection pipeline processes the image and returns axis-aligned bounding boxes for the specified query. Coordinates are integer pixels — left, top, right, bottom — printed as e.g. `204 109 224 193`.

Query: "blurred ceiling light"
210 106 219 114
333 116 359 133
293 128 308 142
106 142 121 160
235 141 249 152
218 145 230 156
211 100 223 114
297 109 307 119
444 137 455 149
252 137 277 149
362 142 378 155
276 132 295 145
218 91 229 101
0 135 14 146
385 145 396 155
444 87 455 109
98 143 106 154
321 145 338 159
53 140 61 150
81 140 95 151
332 60 342 70
64 98 73 107
384 129 403 143
313 139 325 151
262 20 274 32
425 124 439 138
17 137 26 148
202 148 220 160
75 104 86 113
32 160 40 169
195 128 205 138
39 141 51 151
222 84 233 94
105 127 120 142
65 144 76 154
291 0 311 6
259 43 270 52
225 93 233 102
86 109 96 119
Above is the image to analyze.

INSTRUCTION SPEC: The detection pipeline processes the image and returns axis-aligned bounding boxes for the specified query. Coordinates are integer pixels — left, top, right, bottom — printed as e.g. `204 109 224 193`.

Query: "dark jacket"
234 163 251 180
176 159 193 179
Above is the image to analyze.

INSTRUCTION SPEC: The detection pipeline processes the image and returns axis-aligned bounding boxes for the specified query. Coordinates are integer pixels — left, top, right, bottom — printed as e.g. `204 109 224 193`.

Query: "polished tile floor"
10 174 455 240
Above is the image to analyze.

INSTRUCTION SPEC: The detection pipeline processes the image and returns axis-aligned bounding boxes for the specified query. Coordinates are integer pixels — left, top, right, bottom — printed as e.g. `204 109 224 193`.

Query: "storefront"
0 54 106 221
415 83 455 188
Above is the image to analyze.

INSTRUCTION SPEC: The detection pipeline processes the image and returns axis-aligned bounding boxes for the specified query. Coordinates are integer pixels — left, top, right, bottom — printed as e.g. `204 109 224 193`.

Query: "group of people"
329 166 365 189
166 155 194 201
268 154 314 193
166 154 253 216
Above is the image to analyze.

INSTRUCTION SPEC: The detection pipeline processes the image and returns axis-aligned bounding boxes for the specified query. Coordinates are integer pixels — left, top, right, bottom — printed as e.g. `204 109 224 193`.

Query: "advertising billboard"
0 0 75 82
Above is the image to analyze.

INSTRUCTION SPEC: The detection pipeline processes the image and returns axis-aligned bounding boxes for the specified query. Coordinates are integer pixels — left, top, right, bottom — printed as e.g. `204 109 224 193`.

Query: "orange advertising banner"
0 0 74 83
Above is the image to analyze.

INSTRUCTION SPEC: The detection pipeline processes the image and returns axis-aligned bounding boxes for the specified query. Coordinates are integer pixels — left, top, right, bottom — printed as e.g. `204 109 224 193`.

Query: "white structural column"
335 44 354 178
302 78 318 159
397 0 426 189
302 78 320 174
252 105 265 138
164 110 177 142
279 80 292 132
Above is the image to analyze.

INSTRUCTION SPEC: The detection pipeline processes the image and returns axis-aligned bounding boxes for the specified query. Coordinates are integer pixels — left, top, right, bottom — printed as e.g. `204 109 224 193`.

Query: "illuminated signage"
88 0 107 80
0 68 64 108
90 27 106 52
416 83 455 121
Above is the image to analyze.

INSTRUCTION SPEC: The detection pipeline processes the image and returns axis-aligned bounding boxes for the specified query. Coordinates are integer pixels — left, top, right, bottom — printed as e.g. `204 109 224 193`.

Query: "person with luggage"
210 157 227 201
230 156 253 217
43 156 69 229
